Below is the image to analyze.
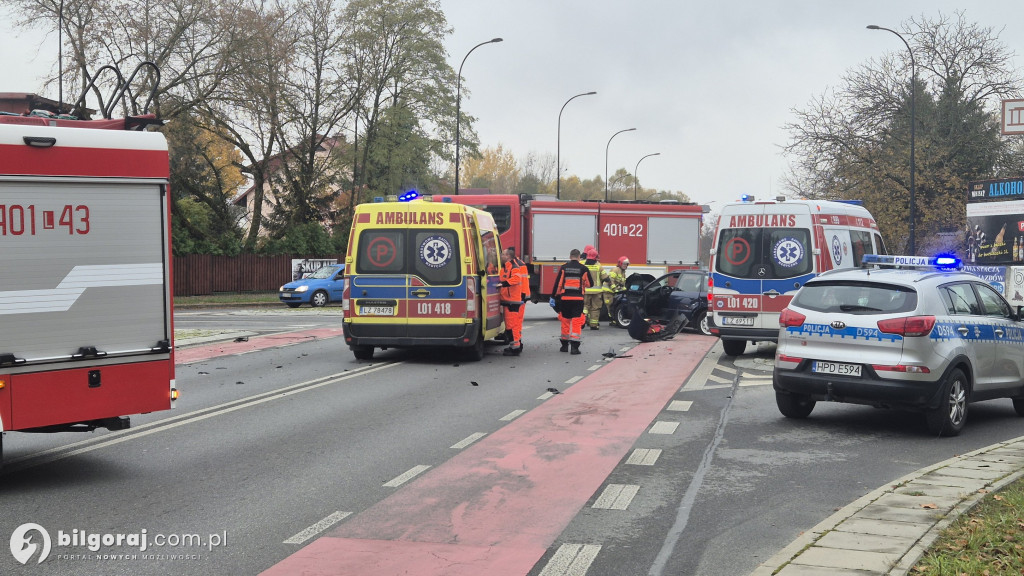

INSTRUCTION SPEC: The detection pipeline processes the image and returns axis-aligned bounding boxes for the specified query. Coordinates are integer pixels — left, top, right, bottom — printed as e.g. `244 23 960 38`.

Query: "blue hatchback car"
279 264 346 308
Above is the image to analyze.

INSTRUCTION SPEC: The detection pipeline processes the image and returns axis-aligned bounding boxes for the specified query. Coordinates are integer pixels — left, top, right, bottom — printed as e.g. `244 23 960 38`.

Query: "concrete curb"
749 435 1024 575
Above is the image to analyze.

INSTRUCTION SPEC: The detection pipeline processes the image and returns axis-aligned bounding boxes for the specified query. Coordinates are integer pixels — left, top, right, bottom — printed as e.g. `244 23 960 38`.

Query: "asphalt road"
2 306 1023 576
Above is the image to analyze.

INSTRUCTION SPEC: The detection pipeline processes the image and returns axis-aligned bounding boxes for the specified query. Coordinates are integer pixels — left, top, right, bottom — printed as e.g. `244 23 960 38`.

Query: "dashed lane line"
284 511 352 545
539 543 602 576
500 409 527 421
649 421 680 435
592 484 640 510
383 465 431 488
625 448 662 466
565 375 584 384
667 400 693 412
450 432 487 450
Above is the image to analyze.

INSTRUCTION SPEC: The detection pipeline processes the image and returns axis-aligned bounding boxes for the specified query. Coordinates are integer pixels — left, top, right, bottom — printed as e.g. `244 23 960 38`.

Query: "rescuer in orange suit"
552 248 593 355
500 248 524 356
505 247 531 330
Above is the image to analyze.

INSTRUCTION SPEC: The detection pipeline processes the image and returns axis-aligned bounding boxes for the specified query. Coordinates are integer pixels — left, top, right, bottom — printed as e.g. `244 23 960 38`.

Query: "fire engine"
434 194 705 300
0 77 176 468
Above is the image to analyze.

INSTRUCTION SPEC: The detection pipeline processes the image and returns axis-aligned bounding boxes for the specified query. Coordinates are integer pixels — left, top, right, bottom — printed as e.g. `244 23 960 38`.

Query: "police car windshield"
792 281 917 314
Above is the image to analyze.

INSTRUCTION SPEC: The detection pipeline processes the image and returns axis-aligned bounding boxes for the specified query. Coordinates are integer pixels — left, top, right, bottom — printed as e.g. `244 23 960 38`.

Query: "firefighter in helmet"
583 248 607 330
606 256 629 326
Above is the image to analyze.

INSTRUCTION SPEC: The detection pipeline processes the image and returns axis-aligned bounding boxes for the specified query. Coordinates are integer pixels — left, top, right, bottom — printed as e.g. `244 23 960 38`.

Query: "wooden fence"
173 254 345 297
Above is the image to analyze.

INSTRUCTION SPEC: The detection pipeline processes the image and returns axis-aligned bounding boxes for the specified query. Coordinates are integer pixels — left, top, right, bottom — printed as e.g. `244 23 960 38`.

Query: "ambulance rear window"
716 228 812 279
356 228 460 285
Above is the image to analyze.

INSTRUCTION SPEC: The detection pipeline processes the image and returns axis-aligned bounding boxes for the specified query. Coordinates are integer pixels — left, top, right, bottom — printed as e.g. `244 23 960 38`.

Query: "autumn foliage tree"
783 12 1022 254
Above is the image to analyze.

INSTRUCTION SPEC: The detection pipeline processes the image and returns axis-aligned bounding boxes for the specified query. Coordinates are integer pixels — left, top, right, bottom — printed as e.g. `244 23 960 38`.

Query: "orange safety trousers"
559 313 584 342
504 306 523 347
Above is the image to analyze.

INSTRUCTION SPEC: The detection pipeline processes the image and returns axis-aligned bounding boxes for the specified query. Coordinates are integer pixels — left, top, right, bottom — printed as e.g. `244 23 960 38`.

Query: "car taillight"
707 276 713 309
779 308 806 327
877 316 935 337
871 364 931 374
777 354 803 363
342 282 350 314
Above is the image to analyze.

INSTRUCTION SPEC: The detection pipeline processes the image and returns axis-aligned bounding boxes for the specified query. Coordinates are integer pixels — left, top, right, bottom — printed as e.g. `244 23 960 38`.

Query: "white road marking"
649 421 680 435
565 375 583 384
500 409 527 421
383 465 431 488
666 400 693 412
283 511 351 544
625 448 662 466
592 484 640 510
716 365 737 374
450 432 487 449
587 364 601 371
539 543 602 576
707 374 732 384
740 378 773 387
538 391 555 400
682 341 723 391
1 363 400 472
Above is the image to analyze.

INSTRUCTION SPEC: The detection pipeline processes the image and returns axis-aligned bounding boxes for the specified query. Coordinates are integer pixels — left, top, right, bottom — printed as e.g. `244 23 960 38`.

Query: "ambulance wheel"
352 345 374 360
695 312 712 336
926 368 968 436
722 339 746 356
614 305 632 328
776 391 815 419
310 290 329 308
462 338 485 362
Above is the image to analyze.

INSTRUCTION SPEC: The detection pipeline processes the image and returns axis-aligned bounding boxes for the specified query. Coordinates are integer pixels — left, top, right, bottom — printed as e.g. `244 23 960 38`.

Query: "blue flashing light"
740 194 755 202
373 196 385 203
398 190 420 202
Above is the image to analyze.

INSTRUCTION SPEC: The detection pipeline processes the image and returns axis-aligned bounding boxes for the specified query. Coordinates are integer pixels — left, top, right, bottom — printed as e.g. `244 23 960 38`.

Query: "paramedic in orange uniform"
552 248 593 354
500 248 524 356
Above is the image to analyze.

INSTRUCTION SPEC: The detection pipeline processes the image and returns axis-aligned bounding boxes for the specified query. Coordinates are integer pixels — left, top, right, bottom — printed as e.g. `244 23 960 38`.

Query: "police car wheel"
311 290 329 307
1013 398 1024 417
776 391 815 419
926 368 968 437
352 346 374 360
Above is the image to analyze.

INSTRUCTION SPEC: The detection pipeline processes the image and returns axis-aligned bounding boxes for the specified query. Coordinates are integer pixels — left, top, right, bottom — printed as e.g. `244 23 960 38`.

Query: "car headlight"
279 285 286 291
295 285 309 292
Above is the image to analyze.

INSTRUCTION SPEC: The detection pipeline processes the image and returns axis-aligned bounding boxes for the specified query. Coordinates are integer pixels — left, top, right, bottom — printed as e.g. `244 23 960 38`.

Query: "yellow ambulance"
341 198 505 361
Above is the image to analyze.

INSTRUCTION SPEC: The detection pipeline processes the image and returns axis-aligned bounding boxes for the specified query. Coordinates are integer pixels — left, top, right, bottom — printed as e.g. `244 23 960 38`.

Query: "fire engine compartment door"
532 213 596 261
648 216 700 265
0 178 170 366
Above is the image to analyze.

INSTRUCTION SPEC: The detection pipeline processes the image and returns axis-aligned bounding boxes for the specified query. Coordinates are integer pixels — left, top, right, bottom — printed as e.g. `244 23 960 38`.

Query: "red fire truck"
0 111 176 468
434 194 705 300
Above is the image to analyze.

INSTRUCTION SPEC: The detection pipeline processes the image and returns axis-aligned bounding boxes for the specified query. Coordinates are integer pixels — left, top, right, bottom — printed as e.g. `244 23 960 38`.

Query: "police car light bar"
861 254 962 270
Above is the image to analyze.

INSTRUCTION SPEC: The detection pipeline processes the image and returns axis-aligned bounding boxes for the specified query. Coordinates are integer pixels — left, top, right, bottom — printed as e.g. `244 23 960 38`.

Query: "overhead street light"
455 37 503 194
634 152 660 201
605 128 636 201
868 24 916 255
557 91 597 199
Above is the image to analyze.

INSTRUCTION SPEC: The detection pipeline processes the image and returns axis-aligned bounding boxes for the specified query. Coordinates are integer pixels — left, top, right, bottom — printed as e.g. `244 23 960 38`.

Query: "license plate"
813 361 862 377
360 306 394 316
722 316 754 326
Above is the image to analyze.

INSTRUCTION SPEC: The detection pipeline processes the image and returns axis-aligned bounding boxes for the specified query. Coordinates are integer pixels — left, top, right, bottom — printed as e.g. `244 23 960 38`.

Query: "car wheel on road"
926 368 968 436
722 339 746 356
1013 398 1024 417
696 312 711 336
285 302 301 308
310 290 329 308
352 345 374 360
776 391 815 418
614 305 632 328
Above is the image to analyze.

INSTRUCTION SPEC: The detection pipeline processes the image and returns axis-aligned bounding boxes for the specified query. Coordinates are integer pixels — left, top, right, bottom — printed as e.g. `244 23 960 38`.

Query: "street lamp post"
557 91 597 199
455 37 502 194
868 24 916 255
605 128 636 201
634 152 660 201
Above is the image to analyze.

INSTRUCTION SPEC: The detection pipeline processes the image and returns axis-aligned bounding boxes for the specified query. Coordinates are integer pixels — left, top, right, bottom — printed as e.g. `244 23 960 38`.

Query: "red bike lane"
260 335 717 576
174 328 346 364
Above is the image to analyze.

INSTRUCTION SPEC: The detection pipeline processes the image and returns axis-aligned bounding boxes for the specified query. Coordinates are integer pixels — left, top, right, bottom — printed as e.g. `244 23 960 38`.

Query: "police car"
773 254 1024 436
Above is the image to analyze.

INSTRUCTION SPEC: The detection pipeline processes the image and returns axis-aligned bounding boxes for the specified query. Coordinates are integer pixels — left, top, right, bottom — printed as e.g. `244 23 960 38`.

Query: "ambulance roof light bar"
861 254 961 270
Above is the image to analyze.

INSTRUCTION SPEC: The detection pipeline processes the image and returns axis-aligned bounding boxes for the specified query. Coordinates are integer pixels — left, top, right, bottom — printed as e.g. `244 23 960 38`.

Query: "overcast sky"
3 1 1023 208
